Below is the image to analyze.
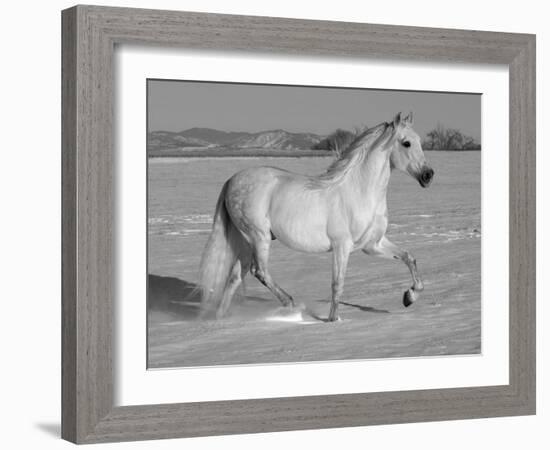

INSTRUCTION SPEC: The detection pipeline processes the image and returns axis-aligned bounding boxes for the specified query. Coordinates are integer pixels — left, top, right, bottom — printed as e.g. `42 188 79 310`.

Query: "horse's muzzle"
418 166 434 188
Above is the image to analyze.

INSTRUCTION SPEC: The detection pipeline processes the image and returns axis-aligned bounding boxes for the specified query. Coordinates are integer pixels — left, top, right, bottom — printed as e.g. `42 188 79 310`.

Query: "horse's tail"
197 180 248 316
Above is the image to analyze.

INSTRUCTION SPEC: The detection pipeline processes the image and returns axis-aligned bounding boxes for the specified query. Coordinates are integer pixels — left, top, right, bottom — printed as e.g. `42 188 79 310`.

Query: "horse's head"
390 112 434 188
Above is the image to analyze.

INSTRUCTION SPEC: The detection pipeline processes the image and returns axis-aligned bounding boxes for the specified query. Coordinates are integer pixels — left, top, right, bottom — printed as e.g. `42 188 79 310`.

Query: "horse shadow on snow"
148 274 276 321
148 274 390 323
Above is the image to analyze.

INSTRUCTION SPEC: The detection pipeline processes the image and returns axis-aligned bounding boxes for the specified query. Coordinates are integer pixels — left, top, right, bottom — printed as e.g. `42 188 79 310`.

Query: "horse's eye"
402 140 411 148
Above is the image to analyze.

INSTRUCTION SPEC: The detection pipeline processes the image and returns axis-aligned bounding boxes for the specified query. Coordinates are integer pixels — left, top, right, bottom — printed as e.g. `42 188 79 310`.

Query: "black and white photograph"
147 80 482 368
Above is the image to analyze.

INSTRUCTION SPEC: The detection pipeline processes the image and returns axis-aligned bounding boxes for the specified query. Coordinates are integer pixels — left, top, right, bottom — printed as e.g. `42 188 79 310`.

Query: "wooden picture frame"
61 5 536 444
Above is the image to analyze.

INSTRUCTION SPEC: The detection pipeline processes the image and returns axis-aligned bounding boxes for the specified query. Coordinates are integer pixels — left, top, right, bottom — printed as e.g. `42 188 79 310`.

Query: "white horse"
198 112 434 321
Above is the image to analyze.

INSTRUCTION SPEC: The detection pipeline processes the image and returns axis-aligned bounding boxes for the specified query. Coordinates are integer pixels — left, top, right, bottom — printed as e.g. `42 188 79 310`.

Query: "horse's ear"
393 112 402 128
404 111 413 125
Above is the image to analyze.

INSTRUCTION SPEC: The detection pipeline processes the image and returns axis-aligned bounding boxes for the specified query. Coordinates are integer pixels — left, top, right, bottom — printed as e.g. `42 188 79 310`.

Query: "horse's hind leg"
363 236 423 307
250 238 294 307
216 260 243 319
215 250 253 318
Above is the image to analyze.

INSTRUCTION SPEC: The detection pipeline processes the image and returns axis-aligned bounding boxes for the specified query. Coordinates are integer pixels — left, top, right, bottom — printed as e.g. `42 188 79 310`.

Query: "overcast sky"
148 79 481 140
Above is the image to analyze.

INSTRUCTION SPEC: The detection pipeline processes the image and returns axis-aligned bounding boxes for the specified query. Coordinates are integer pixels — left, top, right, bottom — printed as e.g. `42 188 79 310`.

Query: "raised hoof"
403 289 418 307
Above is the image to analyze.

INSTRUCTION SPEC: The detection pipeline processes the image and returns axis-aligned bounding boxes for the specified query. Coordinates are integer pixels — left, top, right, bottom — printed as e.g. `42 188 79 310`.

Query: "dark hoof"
403 289 418 307
327 315 341 322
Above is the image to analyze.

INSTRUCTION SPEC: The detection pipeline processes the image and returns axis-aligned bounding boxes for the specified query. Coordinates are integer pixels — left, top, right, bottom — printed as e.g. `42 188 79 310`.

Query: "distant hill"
147 131 214 150
178 127 252 146
232 130 321 150
148 128 323 154
148 126 481 157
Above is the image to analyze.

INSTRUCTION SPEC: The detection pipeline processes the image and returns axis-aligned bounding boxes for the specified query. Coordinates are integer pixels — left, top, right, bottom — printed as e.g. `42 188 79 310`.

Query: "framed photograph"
62 5 536 444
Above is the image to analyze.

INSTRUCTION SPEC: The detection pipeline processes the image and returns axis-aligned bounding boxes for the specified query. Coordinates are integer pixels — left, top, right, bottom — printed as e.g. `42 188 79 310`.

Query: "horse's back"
226 166 289 200
224 166 289 237
226 166 308 195
229 165 302 183
224 166 333 252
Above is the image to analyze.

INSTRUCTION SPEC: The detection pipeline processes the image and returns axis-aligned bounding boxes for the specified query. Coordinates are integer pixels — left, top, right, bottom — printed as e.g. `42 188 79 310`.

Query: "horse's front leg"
363 236 423 307
328 241 353 322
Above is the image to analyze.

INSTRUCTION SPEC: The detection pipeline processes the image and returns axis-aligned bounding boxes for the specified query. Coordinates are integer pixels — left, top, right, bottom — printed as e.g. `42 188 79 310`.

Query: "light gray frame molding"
62 5 536 444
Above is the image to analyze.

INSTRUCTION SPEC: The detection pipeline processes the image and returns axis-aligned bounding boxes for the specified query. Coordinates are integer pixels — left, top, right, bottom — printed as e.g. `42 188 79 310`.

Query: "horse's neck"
341 144 392 202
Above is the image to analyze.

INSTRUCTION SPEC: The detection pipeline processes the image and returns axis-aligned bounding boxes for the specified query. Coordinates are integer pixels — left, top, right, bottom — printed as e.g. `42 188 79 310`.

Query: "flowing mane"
308 121 393 189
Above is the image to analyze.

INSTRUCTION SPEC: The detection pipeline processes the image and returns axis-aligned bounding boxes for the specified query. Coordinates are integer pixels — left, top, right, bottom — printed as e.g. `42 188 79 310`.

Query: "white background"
0 0 546 449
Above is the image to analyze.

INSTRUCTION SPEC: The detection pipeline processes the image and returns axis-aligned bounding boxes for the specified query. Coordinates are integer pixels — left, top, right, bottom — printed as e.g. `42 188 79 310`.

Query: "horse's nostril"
420 168 434 185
